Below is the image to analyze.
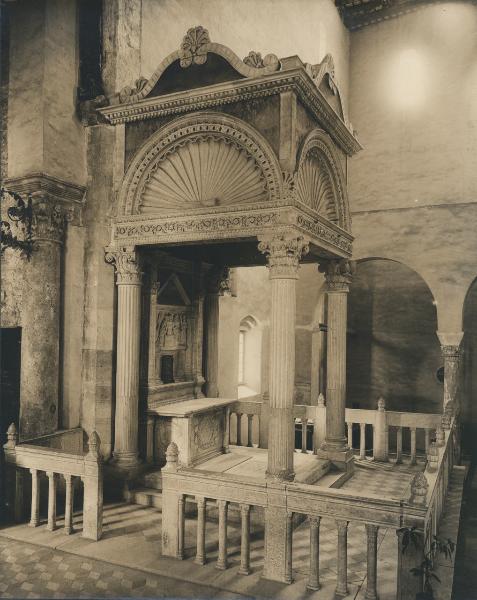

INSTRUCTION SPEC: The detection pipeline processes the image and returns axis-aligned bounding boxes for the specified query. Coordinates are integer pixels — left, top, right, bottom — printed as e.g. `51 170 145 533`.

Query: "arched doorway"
347 258 441 413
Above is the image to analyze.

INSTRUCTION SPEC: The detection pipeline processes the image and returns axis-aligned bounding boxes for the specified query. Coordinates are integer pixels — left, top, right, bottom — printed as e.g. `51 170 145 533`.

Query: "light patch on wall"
388 48 430 111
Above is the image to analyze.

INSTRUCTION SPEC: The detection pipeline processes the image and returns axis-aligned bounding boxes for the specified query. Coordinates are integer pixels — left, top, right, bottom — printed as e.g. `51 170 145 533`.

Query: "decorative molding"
117 26 280 105
336 0 441 31
30 194 69 244
98 69 362 158
258 233 309 279
206 266 232 295
104 246 143 285
119 112 283 216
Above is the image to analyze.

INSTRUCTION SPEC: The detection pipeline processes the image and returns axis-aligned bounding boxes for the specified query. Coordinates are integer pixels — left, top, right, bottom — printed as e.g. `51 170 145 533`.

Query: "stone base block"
316 446 355 472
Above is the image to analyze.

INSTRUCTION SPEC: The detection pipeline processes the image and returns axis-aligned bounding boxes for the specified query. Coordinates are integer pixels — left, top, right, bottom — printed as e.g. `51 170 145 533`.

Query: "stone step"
127 487 163 510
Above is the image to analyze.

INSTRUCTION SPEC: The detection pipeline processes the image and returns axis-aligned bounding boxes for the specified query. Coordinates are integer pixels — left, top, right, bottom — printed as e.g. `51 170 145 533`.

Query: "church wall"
348 3 477 334
140 0 350 111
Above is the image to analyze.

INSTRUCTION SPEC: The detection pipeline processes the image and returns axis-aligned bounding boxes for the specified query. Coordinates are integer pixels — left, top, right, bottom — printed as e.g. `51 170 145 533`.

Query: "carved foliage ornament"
207 266 231 295
319 259 355 291
105 247 142 285
157 312 187 350
258 234 309 279
180 26 210 68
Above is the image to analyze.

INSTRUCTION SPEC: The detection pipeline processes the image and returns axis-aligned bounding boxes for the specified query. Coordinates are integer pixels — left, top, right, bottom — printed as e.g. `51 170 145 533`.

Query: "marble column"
46 471 57 531
216 499 228 570
106 247 143 467
307 516 321 591
29 468 40 527
317 260 354 471
335 519 349 597
20 197 67 438
239 504 251 575
195 496 207 565
64 474 74 535
204 267 230 398
437 332 464 413
259 234 309 481
365 523 379 600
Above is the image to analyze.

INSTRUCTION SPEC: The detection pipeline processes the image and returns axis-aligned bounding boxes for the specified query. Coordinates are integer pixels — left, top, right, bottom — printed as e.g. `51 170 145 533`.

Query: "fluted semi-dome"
139 137 269 213
295 151 338 223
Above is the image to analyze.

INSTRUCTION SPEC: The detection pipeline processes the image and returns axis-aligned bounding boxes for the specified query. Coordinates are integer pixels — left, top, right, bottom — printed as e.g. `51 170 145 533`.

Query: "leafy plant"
0 187 33 258
398 526 455 599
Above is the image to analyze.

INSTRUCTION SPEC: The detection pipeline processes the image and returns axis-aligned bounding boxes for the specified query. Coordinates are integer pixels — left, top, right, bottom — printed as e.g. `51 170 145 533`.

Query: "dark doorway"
160 355 174 384
1 327 21 523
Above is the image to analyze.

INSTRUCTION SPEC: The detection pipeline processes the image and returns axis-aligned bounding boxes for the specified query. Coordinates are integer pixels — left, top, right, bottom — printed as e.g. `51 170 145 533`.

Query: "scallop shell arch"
294 129 351 232
119 112 283 216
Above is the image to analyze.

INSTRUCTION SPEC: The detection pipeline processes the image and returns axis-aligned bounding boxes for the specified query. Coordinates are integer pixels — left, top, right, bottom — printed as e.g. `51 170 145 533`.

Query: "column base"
238 568 251 576
306 583 321 592
265 468 295 482
315 446 354 472
112 451 141 469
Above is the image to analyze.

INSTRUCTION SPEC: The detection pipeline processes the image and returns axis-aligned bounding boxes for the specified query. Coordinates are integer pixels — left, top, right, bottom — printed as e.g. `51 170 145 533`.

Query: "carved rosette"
105 247 142 285
319 259 355 292
258 234 309 279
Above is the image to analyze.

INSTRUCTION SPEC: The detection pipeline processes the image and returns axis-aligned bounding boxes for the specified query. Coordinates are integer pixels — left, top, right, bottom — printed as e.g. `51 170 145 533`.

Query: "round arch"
294 128 351 232
118 111 284 216
347 257 441 414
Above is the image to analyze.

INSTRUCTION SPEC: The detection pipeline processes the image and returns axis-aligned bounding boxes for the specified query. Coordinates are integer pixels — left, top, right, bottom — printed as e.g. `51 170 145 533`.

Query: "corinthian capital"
31 193 68 244
258 234 309 279
105 246 142 285
206 266 231 295
319 259 355 292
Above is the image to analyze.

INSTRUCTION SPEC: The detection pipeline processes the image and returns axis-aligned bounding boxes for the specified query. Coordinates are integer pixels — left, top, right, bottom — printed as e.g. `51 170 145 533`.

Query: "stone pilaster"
204 267 230 398
105 246 143 467
317 259 354 470
259 234 309 481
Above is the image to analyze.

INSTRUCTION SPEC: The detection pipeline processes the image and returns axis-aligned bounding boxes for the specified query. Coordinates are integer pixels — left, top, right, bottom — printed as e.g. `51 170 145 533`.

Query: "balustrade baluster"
46 472 57 531
301 418 308 453
360 423 366 460
64 474 74 535
236 413 243 446
247 414 254 447
410 427 417 465
307 516 321 591
347 422 353 450
29 468 40 527
335 520 349 597
396 427 403 464
239 504 251 575
195 497 206 565
365 523 379 600
286 512 293 584
216 500 228 570
177 495 185 560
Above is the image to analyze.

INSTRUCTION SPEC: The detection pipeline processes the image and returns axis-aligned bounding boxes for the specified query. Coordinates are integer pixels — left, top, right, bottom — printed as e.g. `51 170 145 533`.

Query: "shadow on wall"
347 258 442 413
463 277 477 459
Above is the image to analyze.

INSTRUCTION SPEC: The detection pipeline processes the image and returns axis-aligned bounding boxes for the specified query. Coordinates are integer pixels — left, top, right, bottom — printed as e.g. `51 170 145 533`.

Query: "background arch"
347 258 441 413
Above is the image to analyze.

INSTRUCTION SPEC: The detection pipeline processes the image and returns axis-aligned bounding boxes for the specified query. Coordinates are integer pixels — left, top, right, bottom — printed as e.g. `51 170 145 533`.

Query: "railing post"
46 472 57 531
236 413 242 446
335 520 349 597
410 427 417 465
247 414 254 448
216 499 228 570
239 504 251 575
301 417 308 453
29 468 40 527
195 496 207 565
162 442 181 558
177 494 185 560
365 524 379 600
307 516 321 591
64 474 74 534
82 431 103 541
347 422 353 451
396 426 403 464
359 422 366 460
373 397 388 461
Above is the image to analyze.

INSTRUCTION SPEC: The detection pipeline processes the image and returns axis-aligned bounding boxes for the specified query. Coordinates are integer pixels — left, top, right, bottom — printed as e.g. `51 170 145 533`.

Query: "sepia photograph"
0 1 476 599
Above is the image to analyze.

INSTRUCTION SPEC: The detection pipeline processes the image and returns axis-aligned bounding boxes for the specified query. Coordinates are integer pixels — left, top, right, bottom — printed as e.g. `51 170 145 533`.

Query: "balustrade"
3 425 103 540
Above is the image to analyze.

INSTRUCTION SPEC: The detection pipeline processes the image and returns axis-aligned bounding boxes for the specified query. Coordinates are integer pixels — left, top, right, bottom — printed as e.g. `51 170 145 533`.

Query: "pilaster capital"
258 233 309 279
309 515 321 528
319 259 355 292
206 266 231 295
335 519 349 533
365 523 379 537
105 246 143 285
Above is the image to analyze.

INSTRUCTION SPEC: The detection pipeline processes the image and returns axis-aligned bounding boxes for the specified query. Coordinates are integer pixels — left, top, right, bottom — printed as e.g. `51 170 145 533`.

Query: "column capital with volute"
258 233 309 279
206 265 231 295
105 245 143 285
319 259 355 292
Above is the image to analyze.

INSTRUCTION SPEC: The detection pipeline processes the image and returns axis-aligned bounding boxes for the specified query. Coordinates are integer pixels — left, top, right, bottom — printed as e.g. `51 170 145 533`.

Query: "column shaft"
239 504 251 575
286 512 293 584
365 524 379 600
29 468 40 527
335 520 349 597
195 497 206 565
64 474 74 534
47 472 57 531
307 516 321 591
204 293 220 397
410 428 417 465
177 495 185 560
216 500 228 570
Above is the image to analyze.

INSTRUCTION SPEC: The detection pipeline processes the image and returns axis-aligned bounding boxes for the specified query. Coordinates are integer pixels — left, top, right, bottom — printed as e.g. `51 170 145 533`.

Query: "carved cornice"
105 246 143 285
319 259 355 292
3 173 85 226
336 0 441 31
258 234 309 279
112 203 353 258
98 69 361 157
